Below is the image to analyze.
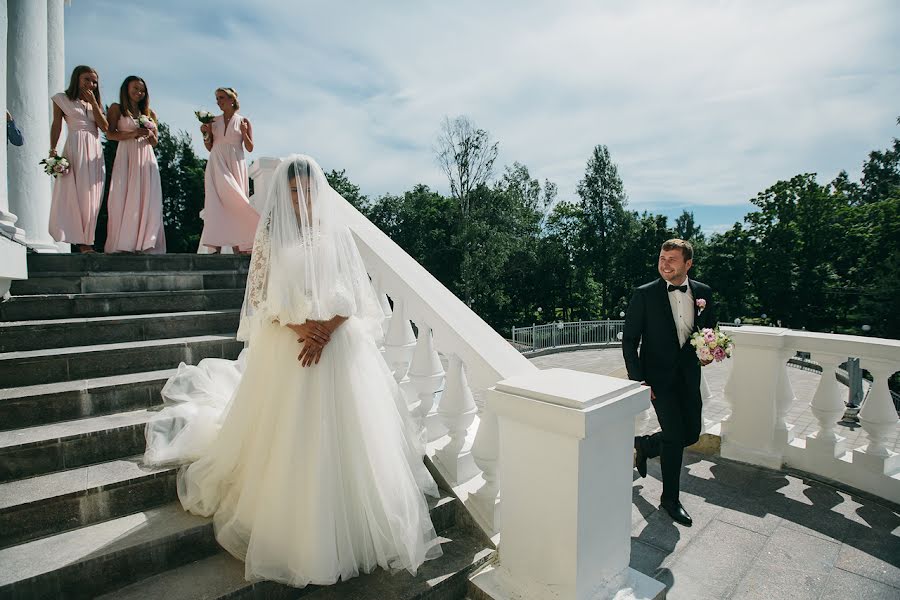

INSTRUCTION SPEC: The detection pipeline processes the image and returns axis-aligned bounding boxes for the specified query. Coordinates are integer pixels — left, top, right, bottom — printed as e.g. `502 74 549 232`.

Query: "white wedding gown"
144 255 442 587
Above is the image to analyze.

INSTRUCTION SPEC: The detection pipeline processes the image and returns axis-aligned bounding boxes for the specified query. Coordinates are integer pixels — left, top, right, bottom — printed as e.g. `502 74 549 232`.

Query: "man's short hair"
661 238 693 261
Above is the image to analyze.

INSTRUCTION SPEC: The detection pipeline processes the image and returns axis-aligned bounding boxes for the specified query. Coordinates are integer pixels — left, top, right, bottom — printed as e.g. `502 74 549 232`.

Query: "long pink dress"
104 113 166 253
198 113 259 251
48 93 106 245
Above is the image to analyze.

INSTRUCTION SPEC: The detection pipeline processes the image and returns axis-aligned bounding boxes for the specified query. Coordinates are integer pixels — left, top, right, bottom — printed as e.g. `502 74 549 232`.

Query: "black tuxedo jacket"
622 278 716 390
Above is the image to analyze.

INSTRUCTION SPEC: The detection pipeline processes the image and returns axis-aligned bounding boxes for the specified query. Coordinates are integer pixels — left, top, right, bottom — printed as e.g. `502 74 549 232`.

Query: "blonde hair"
216 87 239 110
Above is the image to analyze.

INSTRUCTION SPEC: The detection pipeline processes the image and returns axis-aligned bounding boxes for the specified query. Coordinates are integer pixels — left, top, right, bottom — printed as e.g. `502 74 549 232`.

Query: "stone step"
0 288 246 321
100 523 494 600
0 310 241 352
0 502 219 600
0 486 466 600
25 253 250 274
0 334 242 387
0 409 157 481
10 270 249 295
0 370 172 431
0 457 175 548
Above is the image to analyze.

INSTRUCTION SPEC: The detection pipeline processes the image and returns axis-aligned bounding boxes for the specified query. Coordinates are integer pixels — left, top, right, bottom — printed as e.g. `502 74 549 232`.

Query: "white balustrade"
382 297 416 384
407 323 445 438
855 359 900 474
774 349 797 446
805 353 847 459
469 407 501 534
721 326 900 504
435 355 478 484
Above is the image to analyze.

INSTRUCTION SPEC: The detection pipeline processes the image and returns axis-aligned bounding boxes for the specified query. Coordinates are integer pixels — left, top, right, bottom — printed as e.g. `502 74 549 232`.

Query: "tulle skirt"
144 317 442 586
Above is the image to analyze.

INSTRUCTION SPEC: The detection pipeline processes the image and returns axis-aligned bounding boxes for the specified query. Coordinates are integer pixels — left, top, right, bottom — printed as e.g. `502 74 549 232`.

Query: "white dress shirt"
667 277 694 347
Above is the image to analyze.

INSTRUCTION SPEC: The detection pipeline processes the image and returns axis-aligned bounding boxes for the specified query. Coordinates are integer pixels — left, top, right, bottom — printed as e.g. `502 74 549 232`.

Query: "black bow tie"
668 284 688 293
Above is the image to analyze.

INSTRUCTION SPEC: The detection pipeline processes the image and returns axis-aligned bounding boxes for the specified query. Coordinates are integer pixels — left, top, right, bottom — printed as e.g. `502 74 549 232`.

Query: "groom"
622 238 715 526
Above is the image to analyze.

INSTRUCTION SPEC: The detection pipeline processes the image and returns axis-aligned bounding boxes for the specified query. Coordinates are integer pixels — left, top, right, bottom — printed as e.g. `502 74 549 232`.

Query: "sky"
64 0 900 235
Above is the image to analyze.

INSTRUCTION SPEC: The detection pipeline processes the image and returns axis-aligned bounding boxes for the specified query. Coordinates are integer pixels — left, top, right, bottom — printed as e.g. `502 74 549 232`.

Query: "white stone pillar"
47 0 65 108
471 369 665 600
47 0 68 253
0 0 23 240
720 326 789 469
8 0 59 252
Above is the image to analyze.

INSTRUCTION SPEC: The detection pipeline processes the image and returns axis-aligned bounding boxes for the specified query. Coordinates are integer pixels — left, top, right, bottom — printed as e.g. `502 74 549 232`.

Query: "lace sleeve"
237 216 271 341
246 217 271 312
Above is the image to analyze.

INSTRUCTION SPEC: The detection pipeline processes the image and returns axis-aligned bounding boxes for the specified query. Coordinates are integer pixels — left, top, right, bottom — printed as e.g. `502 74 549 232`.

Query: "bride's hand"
298 338 324 367
287 320 331 346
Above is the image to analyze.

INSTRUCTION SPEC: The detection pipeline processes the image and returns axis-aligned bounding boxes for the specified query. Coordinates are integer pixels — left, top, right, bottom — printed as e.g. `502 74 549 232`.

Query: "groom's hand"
641 382 656 401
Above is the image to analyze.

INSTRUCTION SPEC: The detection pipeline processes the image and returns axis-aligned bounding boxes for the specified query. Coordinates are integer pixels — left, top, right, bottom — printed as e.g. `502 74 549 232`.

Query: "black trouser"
636 371 702 501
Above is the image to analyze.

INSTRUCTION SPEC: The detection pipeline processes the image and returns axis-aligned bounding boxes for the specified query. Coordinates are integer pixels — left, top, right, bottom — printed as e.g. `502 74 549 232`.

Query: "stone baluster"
435 354 478 484
407 323 445 437
774 349 798 446
468 406 501 535
382 297 415 386
854 360 900 475
805 353 847 461
373 276 394 335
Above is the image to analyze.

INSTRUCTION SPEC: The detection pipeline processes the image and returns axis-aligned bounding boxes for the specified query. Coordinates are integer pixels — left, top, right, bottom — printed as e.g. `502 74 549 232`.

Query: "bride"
144 155 443 587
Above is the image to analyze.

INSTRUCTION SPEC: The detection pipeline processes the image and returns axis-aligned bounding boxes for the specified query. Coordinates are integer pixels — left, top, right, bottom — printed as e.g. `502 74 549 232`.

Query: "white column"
470 369 664 600
0 0 23 239
8 0 58 252
720 327 789 469
47 0 65 108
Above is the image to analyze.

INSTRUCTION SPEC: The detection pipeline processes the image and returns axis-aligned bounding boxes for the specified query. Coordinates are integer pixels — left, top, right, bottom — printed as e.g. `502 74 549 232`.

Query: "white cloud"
64 0 900 221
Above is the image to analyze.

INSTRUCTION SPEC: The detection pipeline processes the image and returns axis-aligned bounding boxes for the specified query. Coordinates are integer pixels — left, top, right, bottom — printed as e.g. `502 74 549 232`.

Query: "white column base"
470 563 665 600
466 489 500 536
435 445 478 484
0 235 28 298
852 447 900 476
720 419 784 469
804 432 846 461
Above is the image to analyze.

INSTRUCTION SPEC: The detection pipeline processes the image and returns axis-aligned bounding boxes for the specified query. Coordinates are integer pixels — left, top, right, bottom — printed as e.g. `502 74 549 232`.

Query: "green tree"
325 168 369 213
576 144 629 317
703 223 754 323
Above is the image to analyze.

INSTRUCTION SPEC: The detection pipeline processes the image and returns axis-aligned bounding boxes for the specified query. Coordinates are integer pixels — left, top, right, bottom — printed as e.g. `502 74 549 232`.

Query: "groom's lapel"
688 280 704 327
657 278 680 347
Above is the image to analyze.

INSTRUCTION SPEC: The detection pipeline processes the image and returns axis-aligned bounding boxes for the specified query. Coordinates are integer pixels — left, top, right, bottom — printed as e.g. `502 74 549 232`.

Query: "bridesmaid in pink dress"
104 76 166 254
198 87 259 254
49 66 109 253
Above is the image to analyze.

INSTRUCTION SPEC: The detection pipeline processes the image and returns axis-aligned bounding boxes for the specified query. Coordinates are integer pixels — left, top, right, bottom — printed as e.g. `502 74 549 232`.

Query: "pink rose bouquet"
690 327 734 366
39 154 70 178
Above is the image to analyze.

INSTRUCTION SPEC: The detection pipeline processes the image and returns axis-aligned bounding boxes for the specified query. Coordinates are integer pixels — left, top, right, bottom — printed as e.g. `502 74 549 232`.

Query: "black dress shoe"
634 443 648 478
660 498 692 526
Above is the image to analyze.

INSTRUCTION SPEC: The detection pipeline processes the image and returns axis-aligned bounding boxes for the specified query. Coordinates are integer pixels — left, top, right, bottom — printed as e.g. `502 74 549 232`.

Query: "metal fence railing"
511 320 625 353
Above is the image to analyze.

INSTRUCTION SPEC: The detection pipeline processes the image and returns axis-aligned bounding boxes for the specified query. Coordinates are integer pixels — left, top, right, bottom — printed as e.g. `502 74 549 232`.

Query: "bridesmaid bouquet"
137 115 156 130
690 327 734 365
194 110 215 124
39 155 70 178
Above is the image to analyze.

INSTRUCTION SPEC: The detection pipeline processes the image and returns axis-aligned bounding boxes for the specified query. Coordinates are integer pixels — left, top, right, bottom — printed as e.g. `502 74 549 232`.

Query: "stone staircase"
0 254 494 600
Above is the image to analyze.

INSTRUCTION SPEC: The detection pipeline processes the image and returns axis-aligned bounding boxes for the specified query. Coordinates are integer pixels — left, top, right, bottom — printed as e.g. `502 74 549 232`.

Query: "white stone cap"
488 368 649 438
496 368 641 410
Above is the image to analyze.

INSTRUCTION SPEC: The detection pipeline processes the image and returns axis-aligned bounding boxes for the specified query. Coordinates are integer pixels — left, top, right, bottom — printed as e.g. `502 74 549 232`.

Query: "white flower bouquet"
39 154 70 178
137 114 156 130
690 327 734 365
194 110 215 124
